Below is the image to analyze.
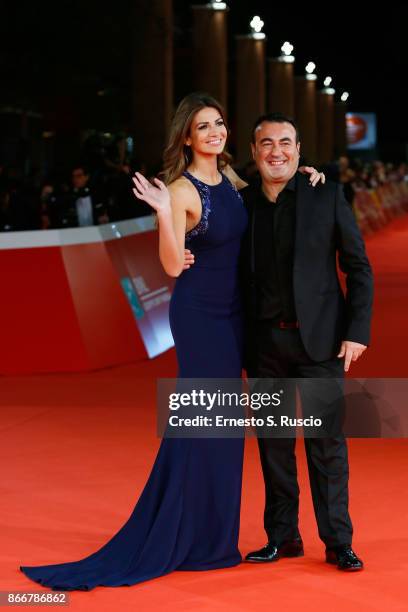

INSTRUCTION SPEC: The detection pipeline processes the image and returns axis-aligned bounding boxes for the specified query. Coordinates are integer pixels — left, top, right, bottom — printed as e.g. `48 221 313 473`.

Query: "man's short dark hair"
251 112 300 143
72 164 90 176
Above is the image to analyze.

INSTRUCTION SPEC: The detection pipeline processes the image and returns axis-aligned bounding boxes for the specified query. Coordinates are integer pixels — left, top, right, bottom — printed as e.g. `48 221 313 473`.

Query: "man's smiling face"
251 121 300 184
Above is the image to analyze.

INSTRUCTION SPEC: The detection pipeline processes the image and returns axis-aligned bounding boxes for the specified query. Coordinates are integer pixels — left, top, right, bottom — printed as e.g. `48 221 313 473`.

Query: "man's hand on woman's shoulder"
298 166 326 187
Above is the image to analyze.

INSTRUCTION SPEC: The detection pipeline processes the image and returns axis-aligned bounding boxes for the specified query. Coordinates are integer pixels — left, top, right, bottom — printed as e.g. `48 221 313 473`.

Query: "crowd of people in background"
1 133 407 233
0 132 153 233
329 157 408 204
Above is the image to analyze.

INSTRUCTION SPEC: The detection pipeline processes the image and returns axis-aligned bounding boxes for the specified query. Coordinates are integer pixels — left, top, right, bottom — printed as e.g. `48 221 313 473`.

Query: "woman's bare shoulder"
168 176 199 209
222 164 248 190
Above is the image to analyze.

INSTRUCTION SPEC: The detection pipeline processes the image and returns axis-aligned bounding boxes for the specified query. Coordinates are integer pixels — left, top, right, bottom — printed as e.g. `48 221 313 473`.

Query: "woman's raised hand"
132 172 171 215
298 166 326 187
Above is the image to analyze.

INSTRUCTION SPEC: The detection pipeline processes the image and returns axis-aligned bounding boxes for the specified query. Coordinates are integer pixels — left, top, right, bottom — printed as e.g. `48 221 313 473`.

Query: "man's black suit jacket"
240 172 374 364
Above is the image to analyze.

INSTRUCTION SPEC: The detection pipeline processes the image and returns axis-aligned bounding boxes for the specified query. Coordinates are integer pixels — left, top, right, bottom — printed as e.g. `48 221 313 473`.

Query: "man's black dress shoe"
326 546 364 571
245 538 304 563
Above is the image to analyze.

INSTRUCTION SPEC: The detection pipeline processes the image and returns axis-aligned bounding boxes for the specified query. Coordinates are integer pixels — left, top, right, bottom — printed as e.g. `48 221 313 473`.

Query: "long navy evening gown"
20 170 248 590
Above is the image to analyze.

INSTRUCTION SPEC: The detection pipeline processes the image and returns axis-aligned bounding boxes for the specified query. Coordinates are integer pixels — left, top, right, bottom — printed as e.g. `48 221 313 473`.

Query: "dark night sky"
1 1 407 157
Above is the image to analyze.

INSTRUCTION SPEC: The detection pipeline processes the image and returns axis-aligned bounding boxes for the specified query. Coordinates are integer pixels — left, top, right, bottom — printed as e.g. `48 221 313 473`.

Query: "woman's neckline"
184 169 224 187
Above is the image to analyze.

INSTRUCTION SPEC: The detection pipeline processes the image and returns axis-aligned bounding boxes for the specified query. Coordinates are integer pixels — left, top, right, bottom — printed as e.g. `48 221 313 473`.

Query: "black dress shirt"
253 175 297 322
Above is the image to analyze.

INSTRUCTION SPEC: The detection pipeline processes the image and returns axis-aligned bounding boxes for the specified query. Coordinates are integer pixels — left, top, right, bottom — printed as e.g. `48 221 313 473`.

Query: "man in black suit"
241 113 373 571
52 165 109 228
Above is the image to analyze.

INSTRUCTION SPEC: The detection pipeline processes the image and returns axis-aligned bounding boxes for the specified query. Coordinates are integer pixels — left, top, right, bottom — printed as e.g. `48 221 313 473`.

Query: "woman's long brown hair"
162 92 231 185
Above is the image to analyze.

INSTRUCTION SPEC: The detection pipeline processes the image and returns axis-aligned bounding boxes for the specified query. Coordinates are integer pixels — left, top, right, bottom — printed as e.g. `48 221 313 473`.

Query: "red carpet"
1 216 408 611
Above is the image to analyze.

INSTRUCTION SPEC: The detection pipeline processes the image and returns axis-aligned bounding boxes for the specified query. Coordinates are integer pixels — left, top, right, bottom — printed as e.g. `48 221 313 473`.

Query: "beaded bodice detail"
183 171 243 241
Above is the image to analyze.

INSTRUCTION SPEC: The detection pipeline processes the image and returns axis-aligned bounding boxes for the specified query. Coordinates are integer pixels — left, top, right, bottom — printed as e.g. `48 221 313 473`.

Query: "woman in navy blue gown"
20 93 322 590
20 93 247 590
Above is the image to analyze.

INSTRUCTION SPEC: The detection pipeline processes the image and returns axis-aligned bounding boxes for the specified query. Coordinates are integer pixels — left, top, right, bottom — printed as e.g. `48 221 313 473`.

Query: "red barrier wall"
0 219 174 375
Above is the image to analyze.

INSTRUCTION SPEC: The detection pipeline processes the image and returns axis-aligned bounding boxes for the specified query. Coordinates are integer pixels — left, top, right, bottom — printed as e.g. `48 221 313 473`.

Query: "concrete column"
294 77 317 164
334 101 348 158
317 89 335 164
267 58 295 116
235 36 266 165
130 0 173 167
191 4 228 108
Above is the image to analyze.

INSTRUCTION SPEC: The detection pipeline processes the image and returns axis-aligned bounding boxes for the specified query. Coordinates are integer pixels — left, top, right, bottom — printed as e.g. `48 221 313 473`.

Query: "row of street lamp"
208 1 350 103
